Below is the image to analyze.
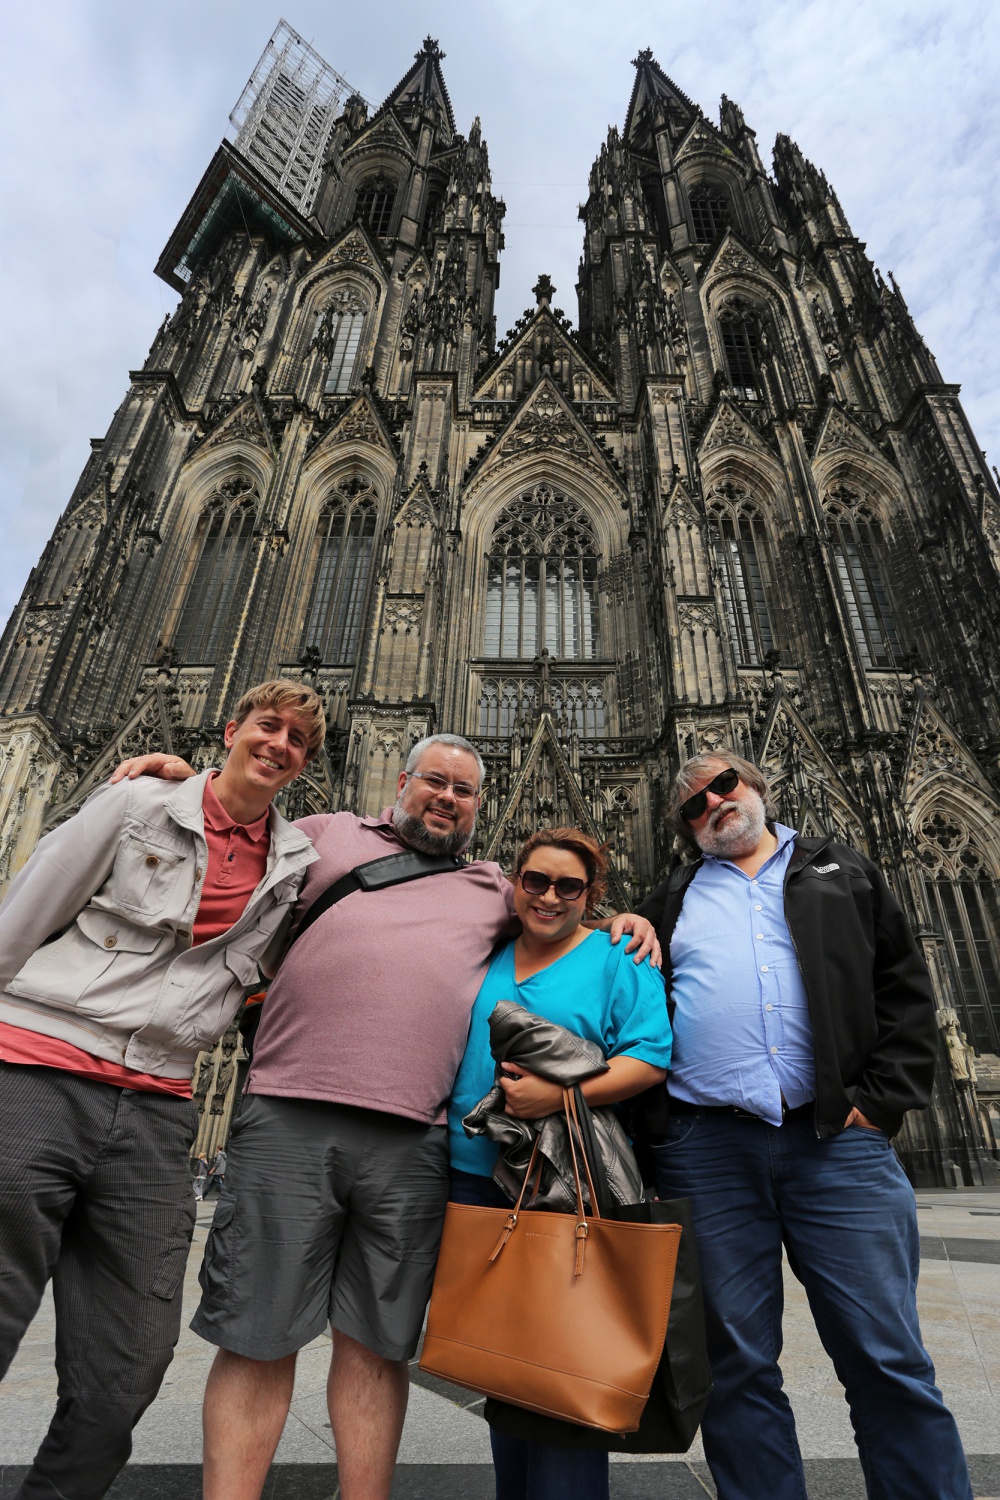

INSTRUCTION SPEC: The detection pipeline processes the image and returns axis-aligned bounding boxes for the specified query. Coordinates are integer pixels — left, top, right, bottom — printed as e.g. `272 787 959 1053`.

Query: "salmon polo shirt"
0 773 270 1095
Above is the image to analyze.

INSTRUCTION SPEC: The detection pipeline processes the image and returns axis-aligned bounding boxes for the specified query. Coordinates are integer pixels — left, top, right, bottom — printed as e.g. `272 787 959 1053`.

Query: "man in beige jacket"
0 679 324 1500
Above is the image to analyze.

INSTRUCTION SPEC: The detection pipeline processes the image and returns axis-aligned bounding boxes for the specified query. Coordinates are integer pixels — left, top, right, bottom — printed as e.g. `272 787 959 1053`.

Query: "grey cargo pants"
0 1062 197 1499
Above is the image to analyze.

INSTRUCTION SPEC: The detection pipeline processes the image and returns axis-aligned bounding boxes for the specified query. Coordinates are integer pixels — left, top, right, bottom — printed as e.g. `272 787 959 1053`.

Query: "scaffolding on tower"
228 19 365 217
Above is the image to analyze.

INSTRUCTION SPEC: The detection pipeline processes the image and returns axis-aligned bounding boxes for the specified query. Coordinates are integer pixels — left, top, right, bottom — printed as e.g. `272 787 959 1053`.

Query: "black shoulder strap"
291 849 463 947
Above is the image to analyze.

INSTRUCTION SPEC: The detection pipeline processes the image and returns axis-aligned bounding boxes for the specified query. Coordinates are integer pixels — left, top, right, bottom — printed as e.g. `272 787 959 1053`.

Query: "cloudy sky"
2 0 997 630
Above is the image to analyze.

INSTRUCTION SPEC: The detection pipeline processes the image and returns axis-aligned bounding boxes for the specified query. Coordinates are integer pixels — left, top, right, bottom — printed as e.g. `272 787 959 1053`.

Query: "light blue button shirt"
668 822 816 1125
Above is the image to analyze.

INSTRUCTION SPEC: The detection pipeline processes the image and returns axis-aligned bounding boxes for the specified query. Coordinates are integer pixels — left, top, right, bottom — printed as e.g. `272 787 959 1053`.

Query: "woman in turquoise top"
446 826 671 1500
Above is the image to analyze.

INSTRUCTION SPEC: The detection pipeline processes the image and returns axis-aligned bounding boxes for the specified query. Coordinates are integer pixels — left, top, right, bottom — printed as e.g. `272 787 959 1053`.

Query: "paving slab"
2 1190 999 1496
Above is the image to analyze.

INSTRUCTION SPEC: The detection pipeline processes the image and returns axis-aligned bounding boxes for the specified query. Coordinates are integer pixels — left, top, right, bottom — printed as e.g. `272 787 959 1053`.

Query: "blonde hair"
230 679 327 760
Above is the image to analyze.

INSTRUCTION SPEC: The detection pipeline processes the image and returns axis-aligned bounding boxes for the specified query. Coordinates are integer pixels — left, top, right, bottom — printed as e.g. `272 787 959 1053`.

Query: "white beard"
695 793 767 859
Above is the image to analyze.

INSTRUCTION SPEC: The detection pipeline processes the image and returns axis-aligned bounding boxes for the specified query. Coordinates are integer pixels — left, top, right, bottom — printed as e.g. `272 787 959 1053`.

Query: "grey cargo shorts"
190 1093 449 1362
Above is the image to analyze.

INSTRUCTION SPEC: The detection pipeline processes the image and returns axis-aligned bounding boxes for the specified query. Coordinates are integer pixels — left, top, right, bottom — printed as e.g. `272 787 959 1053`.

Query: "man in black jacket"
638 751 971 1500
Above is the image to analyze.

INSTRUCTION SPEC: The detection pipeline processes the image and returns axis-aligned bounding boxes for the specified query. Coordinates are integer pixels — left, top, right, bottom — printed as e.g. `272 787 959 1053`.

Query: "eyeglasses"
517 870 589 901
407 770 480 802
679 767 741 823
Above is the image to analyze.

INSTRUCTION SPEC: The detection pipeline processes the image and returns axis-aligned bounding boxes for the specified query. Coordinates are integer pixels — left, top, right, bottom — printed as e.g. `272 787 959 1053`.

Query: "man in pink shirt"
0 679 325 1500
120 732 658 1500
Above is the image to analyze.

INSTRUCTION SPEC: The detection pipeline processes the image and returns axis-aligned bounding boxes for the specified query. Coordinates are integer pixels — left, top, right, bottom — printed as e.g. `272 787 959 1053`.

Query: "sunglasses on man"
517 870 590 901
679 767 741 823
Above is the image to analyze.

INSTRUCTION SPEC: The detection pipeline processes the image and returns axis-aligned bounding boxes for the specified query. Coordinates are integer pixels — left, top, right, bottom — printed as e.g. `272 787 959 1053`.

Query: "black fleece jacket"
636 833 938 1138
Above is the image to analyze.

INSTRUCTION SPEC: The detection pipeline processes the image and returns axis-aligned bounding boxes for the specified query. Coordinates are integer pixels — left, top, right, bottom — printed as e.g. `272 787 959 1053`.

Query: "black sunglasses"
517 870 589 901
679 767 740 823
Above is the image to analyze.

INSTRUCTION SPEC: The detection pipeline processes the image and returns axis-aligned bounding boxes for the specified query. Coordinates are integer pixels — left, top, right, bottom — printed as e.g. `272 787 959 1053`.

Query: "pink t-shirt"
247 809 517 1125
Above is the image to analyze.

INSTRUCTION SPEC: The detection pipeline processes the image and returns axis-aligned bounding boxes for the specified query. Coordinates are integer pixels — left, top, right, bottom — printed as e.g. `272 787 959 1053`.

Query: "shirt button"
751 879 759 885
771 1045 778 1055
756 933 764 940
761 965 769 972
755 904 762 911
766 1003 773 1012
104 935 117 948
144 855 159 868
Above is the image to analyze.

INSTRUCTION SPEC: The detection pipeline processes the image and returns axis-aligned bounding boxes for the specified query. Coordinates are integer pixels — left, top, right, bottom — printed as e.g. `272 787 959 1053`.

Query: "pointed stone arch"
43 679 181 830
479 712 630 911
187 393 277 467
464 377 627 505
698 403 784 479
811 408 901 498
908 780 1000 1057
903 696 998 820
756 689 866 848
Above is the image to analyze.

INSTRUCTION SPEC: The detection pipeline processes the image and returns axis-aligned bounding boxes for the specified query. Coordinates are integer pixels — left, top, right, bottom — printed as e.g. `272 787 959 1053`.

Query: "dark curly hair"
513 827 609 915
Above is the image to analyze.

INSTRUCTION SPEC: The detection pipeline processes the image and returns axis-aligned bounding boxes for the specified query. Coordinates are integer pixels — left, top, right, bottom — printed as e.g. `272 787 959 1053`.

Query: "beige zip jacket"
0 771 318 1079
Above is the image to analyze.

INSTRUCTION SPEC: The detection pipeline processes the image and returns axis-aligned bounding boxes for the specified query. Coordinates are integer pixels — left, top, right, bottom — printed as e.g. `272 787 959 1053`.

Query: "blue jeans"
652 1112 972 1500
448 1172 610 1500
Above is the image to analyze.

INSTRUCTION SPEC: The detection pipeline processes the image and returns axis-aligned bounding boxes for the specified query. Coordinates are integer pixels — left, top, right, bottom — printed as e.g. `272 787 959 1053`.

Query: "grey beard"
392 800 473 856
695 796 766 859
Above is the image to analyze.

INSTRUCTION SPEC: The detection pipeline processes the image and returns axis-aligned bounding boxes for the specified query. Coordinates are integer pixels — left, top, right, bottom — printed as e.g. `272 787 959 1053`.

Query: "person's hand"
608 913 662 968
109 753 196 784
844 1107 882 1132
499 1065 563 1119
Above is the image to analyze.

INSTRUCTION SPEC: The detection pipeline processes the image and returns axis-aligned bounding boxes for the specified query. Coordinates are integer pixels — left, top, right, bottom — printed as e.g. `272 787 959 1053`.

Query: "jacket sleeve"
854 860 938 1130
0 783 127 992
635 879 670 925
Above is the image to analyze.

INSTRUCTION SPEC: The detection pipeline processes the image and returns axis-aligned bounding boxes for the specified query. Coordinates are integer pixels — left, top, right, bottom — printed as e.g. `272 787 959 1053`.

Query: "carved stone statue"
938 1008 977 1085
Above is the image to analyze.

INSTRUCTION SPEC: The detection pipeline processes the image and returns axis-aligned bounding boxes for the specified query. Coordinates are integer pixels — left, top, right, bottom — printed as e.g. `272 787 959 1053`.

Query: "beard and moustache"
694 792 767 859
392 797 475 856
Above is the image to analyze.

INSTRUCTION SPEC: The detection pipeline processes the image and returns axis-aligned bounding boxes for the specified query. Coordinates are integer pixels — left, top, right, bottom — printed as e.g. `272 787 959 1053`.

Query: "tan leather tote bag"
419 1090 682 1434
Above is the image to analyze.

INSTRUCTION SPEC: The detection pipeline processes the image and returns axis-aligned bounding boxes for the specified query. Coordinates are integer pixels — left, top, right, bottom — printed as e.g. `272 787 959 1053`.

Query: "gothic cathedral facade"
2 42 999 1184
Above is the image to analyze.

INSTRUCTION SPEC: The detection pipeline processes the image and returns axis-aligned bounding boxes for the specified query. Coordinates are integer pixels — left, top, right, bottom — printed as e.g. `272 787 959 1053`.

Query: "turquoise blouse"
448 931 672 1177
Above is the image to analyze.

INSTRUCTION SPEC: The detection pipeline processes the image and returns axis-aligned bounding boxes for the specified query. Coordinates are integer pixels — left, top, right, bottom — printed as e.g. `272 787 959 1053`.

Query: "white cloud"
1 0 997 626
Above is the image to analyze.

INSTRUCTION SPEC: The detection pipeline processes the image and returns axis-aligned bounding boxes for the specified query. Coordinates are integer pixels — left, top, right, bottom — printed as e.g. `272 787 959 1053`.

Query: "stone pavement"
2 1189 999 1499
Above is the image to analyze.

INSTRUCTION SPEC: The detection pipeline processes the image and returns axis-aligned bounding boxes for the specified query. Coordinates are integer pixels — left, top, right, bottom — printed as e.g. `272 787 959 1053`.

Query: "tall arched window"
719 300 763 400
689 183 731 243
355 175 396 236
483 487 600 661
640 177 662 235
313 288 369 394
302 481 377 663
173 478 258 663
708 485 775 666
918 812 1000 1054
825 488 901 669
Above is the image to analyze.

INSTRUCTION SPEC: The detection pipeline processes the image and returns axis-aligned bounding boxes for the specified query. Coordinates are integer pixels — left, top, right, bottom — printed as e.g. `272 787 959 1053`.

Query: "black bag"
484 1087 712 1453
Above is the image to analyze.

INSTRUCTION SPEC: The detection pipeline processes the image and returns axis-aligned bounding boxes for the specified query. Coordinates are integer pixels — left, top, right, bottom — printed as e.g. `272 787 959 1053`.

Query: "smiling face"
393 743 481 854
684 757 768 859
220 704 312 799
514 846 590 947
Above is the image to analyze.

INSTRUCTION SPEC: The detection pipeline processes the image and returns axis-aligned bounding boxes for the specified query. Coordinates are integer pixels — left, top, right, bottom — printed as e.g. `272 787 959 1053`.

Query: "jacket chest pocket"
110 836 185 917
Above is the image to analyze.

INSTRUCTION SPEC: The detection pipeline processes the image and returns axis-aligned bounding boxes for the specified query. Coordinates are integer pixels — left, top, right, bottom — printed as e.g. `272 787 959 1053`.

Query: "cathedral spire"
624 47 697 145
376 35 456 139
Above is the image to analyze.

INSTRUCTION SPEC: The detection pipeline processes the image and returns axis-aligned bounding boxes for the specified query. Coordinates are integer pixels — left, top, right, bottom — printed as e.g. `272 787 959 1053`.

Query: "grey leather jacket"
462 998 644 1211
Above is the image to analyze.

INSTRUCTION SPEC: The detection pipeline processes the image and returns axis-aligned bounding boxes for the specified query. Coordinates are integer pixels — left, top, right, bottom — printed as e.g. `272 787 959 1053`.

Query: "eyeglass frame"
516 869 590 901
678 767 741 824
405 769 481 802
